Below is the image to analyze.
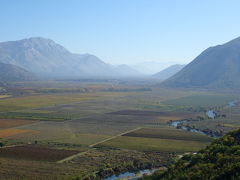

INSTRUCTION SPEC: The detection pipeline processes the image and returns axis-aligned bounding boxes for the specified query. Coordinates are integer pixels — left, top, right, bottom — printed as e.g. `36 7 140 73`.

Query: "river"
105 169 157 180
105 100 238 179
169 100 238 138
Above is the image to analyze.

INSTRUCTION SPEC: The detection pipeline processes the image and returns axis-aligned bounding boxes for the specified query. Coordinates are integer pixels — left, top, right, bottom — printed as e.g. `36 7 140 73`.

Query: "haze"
1 0 240 67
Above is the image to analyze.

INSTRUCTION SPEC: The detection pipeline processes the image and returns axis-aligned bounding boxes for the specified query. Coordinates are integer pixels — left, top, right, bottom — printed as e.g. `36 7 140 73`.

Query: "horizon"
1 0 240 66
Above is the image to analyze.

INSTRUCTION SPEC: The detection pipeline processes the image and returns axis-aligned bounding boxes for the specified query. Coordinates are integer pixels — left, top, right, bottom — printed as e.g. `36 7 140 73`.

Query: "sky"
0 0 240 65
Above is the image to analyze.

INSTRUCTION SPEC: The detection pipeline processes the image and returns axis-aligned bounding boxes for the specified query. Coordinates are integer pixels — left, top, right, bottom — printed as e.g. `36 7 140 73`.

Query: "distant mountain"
130 61 178 75
153 64 185 79
162 37 240 89
0 37 140 78
0 62 34 81
114 64 142 77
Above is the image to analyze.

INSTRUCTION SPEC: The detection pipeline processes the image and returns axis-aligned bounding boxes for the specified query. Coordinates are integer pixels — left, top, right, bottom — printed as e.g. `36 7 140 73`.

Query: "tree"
0 142 4 147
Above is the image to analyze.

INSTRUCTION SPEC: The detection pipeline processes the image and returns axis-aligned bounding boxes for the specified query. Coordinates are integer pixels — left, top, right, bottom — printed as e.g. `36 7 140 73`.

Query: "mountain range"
153 64 185 80
0 37 141 79
162 37 240 90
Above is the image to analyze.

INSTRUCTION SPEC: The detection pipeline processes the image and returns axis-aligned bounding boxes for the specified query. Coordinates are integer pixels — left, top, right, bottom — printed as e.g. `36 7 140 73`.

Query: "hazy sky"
0 0 240 65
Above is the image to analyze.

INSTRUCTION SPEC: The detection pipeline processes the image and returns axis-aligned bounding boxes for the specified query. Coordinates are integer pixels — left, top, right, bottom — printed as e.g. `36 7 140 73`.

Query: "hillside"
0 37 140 78
162 37 240 89
153 64 185 79
0 62 34 81
142 128 240 180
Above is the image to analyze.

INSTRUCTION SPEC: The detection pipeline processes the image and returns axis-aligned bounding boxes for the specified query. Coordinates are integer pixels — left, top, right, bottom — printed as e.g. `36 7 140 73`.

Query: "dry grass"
0 119 37 129
0 95 11 99
0 92 133 112
0 128 37 138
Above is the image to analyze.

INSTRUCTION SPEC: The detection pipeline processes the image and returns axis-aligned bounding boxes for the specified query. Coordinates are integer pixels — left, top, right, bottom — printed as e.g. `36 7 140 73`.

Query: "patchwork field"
0 91 133 112
123 127 212 142
0 95 11 99
0 119 37 129
95 127 212 152
0 149 171 180
0 145 80 161
0 128 37 138
96 136 210 152
182 102 240 133
0 80 239 180
163 94 237 108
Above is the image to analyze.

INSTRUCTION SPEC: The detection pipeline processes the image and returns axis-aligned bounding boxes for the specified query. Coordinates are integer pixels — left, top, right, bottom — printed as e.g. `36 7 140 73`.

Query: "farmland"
0 128 37 138
96 127 212 152
0 145 80 161
123 127 212 142
162 94 237 108
0 80 239 179
0 119 36 129
96 136 210 152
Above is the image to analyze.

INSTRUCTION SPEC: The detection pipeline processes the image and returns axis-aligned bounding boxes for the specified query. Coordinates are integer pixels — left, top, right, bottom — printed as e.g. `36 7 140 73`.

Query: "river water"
105 169 157 180
169 100 238 138
105 100 238 180
206 110 216 119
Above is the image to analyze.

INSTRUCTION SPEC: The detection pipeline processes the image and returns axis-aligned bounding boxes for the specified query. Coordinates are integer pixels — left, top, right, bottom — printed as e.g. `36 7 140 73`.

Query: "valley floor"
0 80 239 179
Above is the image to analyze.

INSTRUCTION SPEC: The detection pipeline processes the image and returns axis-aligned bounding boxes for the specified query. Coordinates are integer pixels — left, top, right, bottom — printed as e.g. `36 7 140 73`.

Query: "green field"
96 127 212 152
123 127 213 142
0 80 239 179
163 94 236 108
96 136 210 152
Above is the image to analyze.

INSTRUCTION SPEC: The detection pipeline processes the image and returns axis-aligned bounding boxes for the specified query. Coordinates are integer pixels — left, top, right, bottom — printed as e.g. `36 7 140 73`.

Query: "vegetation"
0 128 36 138
0 148 171 180
0 80 238 179
123 128 212 142
97 136 210 152
0 145 80 161
163 94 236 108
142 128 240 180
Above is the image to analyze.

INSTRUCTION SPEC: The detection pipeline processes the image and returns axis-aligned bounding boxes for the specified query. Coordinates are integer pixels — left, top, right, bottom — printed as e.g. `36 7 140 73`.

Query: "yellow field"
0 92 132 112
0 95 11 99
0 128 37 138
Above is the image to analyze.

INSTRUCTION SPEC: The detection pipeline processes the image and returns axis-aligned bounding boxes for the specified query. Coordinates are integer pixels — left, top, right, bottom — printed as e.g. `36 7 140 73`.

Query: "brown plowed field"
0 119 37 129
0 145 79 161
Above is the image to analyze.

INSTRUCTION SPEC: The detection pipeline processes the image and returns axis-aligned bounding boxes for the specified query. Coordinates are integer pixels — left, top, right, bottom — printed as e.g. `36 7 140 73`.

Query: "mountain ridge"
0 62 35 81
161 36 240 90
0 37 141 78
153 64 185 80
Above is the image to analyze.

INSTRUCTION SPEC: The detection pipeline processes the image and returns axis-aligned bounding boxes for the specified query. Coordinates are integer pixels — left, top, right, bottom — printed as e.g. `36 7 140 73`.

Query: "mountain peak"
161 36 240 90
0 37 141 78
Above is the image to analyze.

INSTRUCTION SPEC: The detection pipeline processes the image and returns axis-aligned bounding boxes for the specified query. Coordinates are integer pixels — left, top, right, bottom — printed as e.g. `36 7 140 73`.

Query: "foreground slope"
153 64 185 79
162 37 240 89
143 128 240 180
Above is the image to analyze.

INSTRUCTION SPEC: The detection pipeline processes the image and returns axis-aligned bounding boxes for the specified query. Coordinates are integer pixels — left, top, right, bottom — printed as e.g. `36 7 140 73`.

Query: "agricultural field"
0 128 37 138
182 102 240 133
0 80 239 179
0 95 11 99
123 127 212 142
0 145 80 161
0 119 36 129
0 148 172 180
163 94 237 109
0 91 134 112
97 136 210 152
96 127 212 152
